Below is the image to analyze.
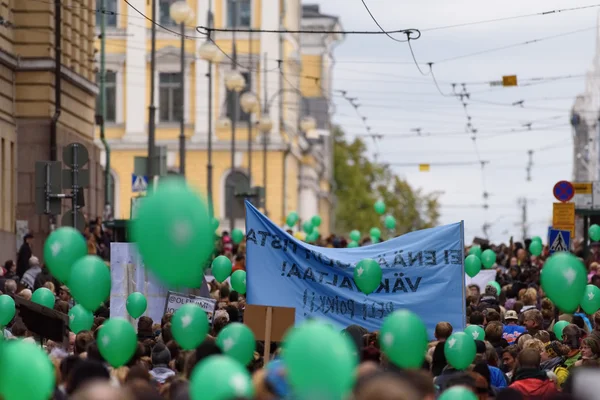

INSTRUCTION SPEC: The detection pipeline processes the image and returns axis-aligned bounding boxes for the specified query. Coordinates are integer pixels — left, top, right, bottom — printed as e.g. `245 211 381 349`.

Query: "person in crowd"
3 278 16 297
574 337 600 367
20 255 42 291
16 233 33 278
431 321 452 377
478 285 501 313
503 310 526 345
232 254 246 273
540 341 570 372
17 288 32 300
34 263 58 291
149 343 176 384
137 316 156 341
486 321 509 362
470 311 485 327
474 340 507 389
509 349 558 398
501 345 519 380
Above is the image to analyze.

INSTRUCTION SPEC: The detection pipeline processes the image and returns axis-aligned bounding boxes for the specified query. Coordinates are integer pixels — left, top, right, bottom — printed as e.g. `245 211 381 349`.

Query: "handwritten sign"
244 201 466 338
164 291 217 322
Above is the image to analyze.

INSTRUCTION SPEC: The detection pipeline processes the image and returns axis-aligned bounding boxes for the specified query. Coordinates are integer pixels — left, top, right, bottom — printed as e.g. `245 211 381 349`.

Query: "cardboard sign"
244 304 295 361
164 291 217 322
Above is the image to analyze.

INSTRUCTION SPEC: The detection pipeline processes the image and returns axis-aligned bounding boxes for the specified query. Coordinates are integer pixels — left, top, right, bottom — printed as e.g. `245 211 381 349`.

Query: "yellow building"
97 1 342 234
0 0 103 257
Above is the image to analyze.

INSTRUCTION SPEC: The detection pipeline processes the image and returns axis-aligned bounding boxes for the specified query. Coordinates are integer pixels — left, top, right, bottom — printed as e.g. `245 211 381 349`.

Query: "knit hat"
151 343 171 366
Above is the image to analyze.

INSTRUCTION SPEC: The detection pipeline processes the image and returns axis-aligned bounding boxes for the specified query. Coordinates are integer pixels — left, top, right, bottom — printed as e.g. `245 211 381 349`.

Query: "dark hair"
220 286 230 299
162 322 173 344
75 331 94 355
60 355 80 384
187 340 222 377
518 348 541 368
470 311 484 326
161 313 173 328
3 260 13 270
229 291 239 303
66 360 110 394
86 341 105 363
225 305 239 323
126 364 151 383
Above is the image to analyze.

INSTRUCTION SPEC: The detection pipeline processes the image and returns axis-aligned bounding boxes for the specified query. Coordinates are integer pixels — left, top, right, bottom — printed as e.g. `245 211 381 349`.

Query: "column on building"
125 0 147 140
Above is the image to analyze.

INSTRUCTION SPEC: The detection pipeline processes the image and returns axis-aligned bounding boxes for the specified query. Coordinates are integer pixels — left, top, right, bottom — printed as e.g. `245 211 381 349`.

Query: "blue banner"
245 202 466 338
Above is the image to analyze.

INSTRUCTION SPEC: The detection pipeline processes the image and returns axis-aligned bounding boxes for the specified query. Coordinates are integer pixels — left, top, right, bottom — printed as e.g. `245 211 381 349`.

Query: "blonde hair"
111 366 130 385
522 288 538 306
523 338 545 353
43 281 56 294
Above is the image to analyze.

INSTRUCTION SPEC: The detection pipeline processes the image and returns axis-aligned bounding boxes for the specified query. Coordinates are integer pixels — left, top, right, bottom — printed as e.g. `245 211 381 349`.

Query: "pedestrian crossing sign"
548 228 571 254
131 174 148 193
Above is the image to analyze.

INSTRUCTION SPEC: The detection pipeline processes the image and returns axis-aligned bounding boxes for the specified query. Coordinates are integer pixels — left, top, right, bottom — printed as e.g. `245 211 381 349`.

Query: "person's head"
580 337 600 359
469 311 484 326
59 286 71 302
510 257 518 268
186 340 222 378
3 260 15 274
161 313 173 329
151 343 172 367
522 288 537 306
562 324 583 350
435 322 453 341
54 300 69 314
533 330 550 344
24 233 33 245
66 359 110 395
125 364 151 383
517 348 541 369
4 279 16 294
137 316 154 337
161 322 173 344
502 345 519 372
484 321 503 343
523 338 545 354
542 340 570 362
468 284 480 298
224 304 239 323
354 371 421 400
75 331 94 355
219 285 230 300
17 289 32 300
485 310 501 324
504 310 519 325
517 334 533 350
28 256 40 269
523 309 543 331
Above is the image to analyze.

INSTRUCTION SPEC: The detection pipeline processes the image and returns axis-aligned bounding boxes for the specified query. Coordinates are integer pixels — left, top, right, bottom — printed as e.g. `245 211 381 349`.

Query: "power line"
197 26 420 37
122 0 206 38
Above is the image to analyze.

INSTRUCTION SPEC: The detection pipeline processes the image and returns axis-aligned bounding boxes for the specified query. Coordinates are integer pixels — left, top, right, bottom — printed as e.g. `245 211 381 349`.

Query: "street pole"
229 0 238 232
148 0 157 178
262 52 268 216
99 0 110 206
206 9 214 218
179 21 186 176
247 25 252 186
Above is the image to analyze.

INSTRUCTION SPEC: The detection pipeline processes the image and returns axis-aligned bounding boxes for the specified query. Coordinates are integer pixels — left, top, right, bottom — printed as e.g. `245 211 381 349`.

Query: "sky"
310 0 599 244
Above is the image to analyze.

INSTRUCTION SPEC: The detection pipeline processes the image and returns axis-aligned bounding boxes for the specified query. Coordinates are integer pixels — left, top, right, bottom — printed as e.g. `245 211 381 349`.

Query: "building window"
95 70 117 123
227 0 251 27
159 72 183 122
159 0 178 26
224 171 250 220
226 71 250 122
96 0 118 27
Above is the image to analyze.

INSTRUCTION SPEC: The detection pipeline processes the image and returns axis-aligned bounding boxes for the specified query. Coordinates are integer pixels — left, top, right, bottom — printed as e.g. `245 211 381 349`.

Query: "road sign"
549 229 571 254
573 182 593 209
553 181 574 202
132 174 148 193
552 202 575 238
62 143 89 168
502 75 518 87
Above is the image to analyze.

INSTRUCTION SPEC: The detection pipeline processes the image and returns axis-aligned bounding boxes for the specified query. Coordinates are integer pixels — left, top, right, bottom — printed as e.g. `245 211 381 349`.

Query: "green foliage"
333 127 440 238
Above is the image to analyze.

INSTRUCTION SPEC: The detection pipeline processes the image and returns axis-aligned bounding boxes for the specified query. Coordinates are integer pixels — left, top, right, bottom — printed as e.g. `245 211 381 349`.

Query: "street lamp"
240 91 259 184
169 0 193 176
258 113 273 215
300 115 317 133
198 41 221 63
225 70 246 92
216 116 232 130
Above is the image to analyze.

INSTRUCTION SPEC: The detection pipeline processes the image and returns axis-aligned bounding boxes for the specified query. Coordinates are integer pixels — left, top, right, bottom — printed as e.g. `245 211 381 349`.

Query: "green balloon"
286 212 299 228
97 318 137 367
590 224 600 242
488 281 501 295
283 321 357 399
553 320 570 341
211 217 220 232
529 240 543 256
439 386 478 400
374 200 386 215
311 215 322 227
31 288 55 309
231 270 247 295
216 323 256 365
353 258 382 294
380 310 427 368
69 255 111 312
384 215 396 230
532 236 542 244
307 230 320 243
542 252 587 313
370 236 380 244
464 255 481 278
172 304 209 350
347 241 359 248
212 256 232 283
444 332 476 370
0 339 55 400
68 304 94 334
0 294 16 326
130 178 214 288
349 230 361 242
126 292 147 319
468 246 482 258
370 227 381 239
464 325 485 341
232 228 245 245
43 227 87 284
302 221 314 235
581 284 600 314
190 355 254 400
481 249 496 269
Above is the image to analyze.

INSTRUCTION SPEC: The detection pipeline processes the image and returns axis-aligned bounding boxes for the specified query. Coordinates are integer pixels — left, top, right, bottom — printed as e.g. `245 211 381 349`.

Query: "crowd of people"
3 228 600 400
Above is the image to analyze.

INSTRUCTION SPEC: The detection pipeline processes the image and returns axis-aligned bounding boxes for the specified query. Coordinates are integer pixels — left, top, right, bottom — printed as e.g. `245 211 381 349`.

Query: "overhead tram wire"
123 0 206 39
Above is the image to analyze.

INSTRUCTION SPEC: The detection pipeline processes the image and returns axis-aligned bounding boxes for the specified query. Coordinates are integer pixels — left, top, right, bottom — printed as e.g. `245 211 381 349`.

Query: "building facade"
98 0 342 234
0 0 104 258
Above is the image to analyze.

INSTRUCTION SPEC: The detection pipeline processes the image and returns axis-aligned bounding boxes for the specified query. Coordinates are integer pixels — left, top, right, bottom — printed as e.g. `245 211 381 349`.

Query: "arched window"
224 170 250 220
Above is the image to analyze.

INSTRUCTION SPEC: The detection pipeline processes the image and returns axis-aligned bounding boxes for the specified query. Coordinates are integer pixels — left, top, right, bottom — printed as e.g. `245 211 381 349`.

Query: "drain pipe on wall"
50 0 62 162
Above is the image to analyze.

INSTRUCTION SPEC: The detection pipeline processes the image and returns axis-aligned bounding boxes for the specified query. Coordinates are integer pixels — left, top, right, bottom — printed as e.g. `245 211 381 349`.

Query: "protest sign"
164 291 217 322
245 201 466 338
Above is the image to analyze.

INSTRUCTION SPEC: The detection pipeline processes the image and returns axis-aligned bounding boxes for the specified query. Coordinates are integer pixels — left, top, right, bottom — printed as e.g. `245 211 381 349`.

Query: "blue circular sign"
553 181 574 202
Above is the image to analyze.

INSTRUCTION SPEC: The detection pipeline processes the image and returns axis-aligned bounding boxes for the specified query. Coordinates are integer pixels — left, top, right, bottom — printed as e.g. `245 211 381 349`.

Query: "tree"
333 127 440 238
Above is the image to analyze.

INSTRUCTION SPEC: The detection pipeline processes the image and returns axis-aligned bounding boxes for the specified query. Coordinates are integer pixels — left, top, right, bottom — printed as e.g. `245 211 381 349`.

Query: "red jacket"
509 369 558 399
